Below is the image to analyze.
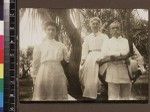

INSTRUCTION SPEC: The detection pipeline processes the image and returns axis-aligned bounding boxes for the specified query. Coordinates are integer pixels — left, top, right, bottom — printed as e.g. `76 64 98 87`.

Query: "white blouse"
101 36 130 57
31 39 69 78
81 32 109 60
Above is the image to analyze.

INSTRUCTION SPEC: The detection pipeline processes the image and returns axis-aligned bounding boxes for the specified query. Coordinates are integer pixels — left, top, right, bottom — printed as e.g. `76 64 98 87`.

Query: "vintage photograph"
19 8 149 102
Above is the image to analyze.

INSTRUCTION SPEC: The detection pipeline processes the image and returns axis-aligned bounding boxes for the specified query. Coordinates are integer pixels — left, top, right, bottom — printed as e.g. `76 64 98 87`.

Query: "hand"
96 58 101 64
131 55 138 60
65 56 70 63
81 59 85 65
110 55 118 61
96 60 100 64
131 69 142 84
125 58 130 65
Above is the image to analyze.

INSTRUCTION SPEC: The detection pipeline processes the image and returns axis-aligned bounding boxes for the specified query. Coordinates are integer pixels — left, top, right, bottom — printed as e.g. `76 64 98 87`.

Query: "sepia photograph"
19 8 149 102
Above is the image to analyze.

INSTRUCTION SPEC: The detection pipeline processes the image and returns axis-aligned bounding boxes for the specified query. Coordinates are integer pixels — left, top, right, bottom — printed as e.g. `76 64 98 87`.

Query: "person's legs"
108 83 120 100
120 83 131 100
97 83 108 101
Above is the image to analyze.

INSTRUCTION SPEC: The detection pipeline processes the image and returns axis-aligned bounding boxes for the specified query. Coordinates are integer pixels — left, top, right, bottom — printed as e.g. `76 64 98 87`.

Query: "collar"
91 32 101 37
44 38 55 43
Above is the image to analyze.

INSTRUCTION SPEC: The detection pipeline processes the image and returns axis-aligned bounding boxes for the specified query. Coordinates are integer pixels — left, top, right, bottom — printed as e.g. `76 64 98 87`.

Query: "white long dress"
79 32 109 99
31 38 69 101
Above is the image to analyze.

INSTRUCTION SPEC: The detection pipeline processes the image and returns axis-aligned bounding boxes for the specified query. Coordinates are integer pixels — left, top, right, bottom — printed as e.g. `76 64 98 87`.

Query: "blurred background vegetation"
19 9 149 101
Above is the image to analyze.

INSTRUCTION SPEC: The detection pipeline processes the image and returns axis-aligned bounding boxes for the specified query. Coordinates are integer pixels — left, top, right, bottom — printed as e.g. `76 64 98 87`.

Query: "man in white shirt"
100 20 145 100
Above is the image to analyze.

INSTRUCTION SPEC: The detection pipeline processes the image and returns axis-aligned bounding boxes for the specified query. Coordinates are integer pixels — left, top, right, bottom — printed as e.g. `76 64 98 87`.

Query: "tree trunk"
56 9 82 99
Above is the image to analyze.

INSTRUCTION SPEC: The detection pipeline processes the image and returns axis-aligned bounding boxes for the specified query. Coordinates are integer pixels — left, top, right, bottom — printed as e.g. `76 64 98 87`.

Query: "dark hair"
43 21 59 32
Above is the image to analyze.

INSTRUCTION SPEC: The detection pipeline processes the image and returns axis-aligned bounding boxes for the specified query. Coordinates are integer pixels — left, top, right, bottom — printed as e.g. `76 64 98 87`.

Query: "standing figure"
31 21 69 101
101 21 145 100
79 17 109 99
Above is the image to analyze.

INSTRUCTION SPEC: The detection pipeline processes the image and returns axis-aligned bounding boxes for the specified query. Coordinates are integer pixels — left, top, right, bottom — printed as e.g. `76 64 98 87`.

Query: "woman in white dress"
31 21 69 101
79 17 109 99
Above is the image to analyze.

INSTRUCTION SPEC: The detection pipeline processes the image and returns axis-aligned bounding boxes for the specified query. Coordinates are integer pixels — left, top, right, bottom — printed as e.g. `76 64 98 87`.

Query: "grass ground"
19 74 148 101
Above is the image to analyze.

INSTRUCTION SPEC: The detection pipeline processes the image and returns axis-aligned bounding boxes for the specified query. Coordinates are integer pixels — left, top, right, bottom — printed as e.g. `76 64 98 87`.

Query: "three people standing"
31 17 145 101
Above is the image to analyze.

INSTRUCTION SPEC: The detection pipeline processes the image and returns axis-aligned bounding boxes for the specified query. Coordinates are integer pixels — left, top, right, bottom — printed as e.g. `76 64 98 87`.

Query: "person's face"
109 22 121 38
45 25 57 39
90 20 100 33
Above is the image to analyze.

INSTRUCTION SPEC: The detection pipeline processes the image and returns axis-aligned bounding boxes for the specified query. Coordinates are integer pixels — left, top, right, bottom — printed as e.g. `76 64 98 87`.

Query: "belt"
89 49 101 53
110 60 126 64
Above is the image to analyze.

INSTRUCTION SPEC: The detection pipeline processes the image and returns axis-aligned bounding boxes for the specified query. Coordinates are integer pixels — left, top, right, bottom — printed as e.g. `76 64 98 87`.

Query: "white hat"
89 17 101 26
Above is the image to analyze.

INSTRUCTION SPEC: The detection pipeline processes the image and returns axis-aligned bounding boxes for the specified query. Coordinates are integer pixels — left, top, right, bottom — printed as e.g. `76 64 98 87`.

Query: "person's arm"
112 53 130 61
97 55 125 65
81 38 89 65
31 46 41 84
97 52 130 65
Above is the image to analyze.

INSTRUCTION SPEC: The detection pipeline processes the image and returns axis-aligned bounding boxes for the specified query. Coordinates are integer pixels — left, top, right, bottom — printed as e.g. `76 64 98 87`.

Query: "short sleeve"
81 37 89 60
31 46 41 79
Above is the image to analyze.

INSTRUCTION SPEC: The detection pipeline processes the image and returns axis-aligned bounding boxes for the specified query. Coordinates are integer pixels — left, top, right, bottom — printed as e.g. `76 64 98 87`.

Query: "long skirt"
32 61 68 101
79 52 102 99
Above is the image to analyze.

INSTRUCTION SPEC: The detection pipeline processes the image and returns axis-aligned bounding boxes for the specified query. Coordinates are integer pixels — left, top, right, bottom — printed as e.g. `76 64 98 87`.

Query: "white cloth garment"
101 36 130 83
31 38 69 101
101 36 144 83
102 36 130 57
79 32 109 99
100 36 145 100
